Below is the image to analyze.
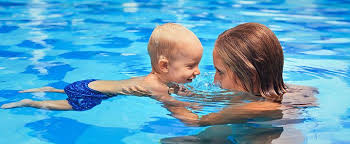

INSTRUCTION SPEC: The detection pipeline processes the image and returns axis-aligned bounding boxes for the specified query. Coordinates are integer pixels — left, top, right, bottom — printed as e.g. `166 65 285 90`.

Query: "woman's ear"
158 55 169 73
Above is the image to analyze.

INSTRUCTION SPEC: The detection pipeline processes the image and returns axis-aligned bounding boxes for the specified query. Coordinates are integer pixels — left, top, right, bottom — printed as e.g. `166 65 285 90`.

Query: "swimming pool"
1 0 350 143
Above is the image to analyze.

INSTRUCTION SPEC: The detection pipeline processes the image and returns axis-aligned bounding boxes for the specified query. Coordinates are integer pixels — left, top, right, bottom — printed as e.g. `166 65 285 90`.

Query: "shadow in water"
25 117 135 144
161 123 284 144
141 117 200 135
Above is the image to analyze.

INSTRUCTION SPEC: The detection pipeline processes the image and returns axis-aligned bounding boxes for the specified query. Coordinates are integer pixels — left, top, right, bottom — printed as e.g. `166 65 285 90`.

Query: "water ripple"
312 38 350 44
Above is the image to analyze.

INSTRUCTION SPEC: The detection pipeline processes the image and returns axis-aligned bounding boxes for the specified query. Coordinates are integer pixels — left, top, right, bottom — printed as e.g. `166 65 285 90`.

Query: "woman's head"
213 22 286 102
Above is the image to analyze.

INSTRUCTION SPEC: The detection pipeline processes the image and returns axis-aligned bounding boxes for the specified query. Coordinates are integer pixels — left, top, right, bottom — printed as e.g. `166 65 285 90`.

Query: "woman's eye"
216 69 223 75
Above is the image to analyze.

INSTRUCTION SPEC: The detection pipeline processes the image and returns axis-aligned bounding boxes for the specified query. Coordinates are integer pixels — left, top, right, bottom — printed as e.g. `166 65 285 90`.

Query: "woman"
162 23 318 143
176 22 319 126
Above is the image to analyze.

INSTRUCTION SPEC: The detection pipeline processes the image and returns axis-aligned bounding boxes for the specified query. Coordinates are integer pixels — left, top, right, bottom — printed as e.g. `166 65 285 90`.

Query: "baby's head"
148 23 203 84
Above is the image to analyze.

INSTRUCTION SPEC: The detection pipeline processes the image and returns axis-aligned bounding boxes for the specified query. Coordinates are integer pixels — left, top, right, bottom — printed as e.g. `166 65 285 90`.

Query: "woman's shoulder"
285 84 318 94
281 84 319 107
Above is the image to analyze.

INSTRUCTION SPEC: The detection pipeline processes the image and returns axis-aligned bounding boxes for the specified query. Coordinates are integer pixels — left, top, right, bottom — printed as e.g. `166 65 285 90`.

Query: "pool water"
1 0 350 143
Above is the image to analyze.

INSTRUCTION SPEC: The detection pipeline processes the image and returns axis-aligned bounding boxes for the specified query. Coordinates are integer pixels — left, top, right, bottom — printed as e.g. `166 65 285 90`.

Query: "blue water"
1 0 350 143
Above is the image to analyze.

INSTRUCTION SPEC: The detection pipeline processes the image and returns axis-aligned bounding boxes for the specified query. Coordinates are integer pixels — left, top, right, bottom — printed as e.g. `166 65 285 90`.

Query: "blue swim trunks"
64 79 109 111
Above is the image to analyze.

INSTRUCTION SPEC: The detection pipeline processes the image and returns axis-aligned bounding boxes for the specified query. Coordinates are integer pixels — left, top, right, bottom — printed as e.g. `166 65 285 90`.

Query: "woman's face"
213 47 245 91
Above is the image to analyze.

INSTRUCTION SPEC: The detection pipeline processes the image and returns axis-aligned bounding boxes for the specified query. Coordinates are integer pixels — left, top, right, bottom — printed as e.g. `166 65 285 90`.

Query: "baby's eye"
186 65 194 69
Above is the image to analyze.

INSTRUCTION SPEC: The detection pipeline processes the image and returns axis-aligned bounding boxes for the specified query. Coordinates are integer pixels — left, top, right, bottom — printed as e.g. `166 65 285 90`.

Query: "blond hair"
148 23 191 72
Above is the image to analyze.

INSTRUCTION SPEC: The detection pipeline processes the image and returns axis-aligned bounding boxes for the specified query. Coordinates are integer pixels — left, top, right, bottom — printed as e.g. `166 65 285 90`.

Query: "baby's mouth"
187 77 195 82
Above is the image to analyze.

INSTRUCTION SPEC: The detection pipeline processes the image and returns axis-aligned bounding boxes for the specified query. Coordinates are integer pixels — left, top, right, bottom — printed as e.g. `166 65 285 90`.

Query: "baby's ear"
158 55 169 73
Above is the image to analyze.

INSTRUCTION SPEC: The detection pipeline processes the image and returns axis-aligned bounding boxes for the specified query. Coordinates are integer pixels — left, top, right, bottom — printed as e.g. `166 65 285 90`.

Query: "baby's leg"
1 99 72 110
19 87 65 93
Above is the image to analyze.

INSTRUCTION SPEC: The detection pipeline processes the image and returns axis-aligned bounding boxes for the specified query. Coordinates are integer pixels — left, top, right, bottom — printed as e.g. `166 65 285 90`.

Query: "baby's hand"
120 85 151 96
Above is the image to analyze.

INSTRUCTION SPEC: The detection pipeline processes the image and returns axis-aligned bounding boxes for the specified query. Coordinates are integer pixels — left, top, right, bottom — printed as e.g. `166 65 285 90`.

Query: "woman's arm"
171 101 283 126
198 101 283 126
161 100 283 127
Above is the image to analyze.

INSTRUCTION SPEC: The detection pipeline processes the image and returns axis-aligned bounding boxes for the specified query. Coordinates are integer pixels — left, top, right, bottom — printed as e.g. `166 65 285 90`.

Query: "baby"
1 23 203 116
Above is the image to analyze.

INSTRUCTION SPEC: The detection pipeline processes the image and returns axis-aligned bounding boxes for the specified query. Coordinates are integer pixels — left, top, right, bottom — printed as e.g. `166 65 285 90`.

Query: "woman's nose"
214 72 219 83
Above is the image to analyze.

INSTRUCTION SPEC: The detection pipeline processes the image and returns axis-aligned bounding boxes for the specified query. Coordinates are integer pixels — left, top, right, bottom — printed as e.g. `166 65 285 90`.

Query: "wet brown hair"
215 22 287 102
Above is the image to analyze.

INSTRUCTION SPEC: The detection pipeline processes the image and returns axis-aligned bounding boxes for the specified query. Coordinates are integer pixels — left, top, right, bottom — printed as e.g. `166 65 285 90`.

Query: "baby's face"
166 40 203 84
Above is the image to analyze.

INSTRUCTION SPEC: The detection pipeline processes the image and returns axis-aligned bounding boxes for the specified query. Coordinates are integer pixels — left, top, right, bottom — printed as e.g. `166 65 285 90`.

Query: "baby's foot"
19 87 57 93
1 99 33 109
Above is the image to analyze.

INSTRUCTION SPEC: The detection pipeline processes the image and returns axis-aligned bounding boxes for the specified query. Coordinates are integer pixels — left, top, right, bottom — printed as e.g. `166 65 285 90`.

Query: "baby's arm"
163 103 199 125
149 94 201 125
87 77 151 96
154 94 199 108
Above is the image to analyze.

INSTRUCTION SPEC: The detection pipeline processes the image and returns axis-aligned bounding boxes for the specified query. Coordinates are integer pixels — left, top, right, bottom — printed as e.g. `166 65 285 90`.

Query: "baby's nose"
194 67 200 75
